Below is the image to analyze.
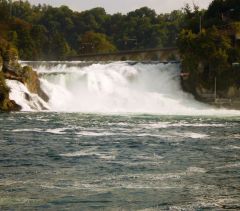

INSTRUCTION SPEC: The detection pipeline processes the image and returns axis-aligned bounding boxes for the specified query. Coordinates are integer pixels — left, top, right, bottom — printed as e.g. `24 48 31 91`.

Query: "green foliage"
0 0 186 60
0 37 18 66
0 0 11 21
3 47 18 61
0 37 10 56
178 0 240 91
79 31 116 54
7 30 18 47
205 0 240 25
178 28 233 87
48 33 73 59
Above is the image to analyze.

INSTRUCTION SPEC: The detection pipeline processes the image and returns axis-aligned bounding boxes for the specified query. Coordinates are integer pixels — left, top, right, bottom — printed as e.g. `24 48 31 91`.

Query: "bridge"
69 47 180 62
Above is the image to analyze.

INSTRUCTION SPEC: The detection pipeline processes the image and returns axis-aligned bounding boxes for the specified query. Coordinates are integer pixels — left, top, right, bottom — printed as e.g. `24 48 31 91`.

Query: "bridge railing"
68 47 179 61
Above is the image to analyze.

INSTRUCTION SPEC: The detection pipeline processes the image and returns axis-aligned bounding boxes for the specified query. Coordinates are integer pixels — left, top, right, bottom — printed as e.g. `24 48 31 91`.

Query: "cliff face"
0 44 48 112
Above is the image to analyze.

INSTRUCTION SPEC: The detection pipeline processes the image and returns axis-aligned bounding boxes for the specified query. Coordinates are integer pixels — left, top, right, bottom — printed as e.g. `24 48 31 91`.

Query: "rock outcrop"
0 42 49 111
0 70 21 111
0 55 2 71
18 66 49 102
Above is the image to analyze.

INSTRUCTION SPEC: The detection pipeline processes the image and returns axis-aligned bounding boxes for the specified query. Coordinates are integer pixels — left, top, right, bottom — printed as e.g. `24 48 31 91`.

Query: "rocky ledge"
0 45 48 112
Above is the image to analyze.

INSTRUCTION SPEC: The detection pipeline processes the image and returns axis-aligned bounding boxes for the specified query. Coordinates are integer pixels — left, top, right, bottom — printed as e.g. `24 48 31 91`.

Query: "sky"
27 0 213 14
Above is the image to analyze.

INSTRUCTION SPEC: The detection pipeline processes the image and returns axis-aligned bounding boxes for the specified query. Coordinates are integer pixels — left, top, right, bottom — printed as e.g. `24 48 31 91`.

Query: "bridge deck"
69 47 179 61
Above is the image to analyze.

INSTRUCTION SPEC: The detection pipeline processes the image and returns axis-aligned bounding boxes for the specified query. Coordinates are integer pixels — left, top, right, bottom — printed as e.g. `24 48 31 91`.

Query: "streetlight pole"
9 0 12 18
214 77 217 102
8 0 12 18
199 14 202 33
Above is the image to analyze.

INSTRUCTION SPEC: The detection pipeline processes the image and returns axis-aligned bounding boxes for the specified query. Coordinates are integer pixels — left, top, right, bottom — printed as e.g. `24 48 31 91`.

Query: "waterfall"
7 61 239 115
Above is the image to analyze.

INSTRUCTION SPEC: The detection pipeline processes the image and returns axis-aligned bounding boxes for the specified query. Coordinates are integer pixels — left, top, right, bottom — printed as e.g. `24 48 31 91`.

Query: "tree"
205 0 240 23
0 0 11 20
0 2 185 59
48 33 72 59
78 31 116 54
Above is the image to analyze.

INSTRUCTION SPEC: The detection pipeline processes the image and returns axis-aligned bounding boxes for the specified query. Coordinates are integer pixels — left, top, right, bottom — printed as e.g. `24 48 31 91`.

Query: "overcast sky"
27 0 213 14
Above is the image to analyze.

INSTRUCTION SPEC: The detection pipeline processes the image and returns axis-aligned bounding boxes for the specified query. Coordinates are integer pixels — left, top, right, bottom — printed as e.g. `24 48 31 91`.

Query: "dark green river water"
0 112 240 210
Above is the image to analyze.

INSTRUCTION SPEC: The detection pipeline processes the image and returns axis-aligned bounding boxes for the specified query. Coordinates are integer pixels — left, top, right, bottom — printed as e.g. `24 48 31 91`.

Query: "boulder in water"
3 65 49 103
18 66 49 102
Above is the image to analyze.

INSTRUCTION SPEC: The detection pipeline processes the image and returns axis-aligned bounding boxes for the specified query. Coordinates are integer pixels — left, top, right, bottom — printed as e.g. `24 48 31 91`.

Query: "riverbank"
181 73 240 110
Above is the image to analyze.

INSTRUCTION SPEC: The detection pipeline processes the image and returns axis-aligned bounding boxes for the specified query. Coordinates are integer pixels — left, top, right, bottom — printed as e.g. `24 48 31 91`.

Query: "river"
1 62 240 210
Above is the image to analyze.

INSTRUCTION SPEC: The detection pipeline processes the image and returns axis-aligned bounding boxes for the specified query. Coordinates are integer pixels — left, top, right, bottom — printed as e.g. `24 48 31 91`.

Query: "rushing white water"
7 61 240 115
6 79 49 111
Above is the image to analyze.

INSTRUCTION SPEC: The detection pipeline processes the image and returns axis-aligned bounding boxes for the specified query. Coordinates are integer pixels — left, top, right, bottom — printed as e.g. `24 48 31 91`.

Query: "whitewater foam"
9 61 240 116
60 147 117 160
177 132 209 139
76 131 115 136
6 79 49 111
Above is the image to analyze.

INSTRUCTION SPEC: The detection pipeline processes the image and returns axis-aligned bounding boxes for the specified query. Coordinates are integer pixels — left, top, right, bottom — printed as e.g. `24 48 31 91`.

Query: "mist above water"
8 61 240 115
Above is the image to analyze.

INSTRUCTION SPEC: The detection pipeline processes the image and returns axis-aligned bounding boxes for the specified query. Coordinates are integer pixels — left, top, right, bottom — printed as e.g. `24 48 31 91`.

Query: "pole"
214 77 217 102
9 0 12 18
199 15 202 33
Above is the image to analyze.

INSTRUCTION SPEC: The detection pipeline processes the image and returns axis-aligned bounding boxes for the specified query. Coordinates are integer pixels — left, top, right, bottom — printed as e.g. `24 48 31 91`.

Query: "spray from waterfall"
7 61 240 116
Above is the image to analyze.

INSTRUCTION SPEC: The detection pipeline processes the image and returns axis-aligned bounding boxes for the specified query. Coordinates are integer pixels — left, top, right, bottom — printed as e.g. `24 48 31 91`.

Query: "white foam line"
216 162 240 169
